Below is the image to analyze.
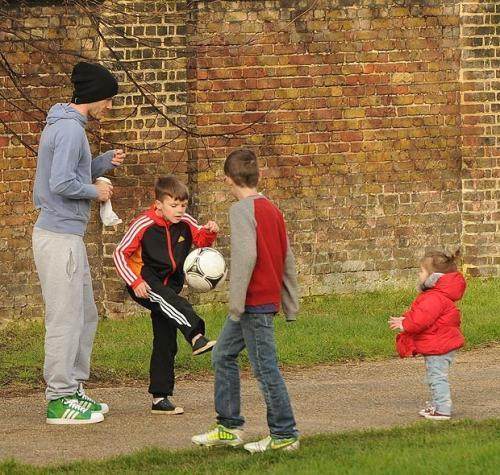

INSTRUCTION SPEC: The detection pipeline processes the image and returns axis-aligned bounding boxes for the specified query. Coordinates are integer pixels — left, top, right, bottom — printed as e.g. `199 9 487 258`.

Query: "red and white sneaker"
418 402 435 417
424 408 451 421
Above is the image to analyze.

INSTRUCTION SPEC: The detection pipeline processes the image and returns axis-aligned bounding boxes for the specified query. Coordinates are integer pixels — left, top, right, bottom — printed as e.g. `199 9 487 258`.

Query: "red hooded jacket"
396 272 466 357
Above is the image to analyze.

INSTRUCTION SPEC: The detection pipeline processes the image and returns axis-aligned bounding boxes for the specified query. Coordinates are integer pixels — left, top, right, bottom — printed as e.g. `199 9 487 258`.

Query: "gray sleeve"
282 240 299 321
91 150 116 181
228 201 257 320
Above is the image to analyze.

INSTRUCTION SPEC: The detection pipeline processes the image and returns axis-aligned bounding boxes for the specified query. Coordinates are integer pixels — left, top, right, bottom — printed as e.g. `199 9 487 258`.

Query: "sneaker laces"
63 398 88 413
199 426 219 442
255 436 272 449
77 386 97 404
424 401 435 412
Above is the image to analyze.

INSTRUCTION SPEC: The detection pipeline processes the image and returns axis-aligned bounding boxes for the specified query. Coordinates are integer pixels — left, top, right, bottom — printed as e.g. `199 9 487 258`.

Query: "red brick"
1 0 498 321
340 131 363 142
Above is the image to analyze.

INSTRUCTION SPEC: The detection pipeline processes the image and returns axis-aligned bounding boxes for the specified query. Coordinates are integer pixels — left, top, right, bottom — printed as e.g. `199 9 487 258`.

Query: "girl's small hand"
388 316 404 331
204 221 219 233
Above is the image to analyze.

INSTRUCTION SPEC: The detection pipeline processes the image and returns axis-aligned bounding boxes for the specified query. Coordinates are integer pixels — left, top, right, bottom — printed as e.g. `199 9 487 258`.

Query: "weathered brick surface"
97 0 191 318
460 1 500 277
0 0 498 321
188 0 464 304
0 2 102 320
0 1 190 320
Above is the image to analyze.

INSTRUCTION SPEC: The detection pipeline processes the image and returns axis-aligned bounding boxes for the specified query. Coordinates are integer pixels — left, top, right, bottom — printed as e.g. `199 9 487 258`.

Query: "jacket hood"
433 272 466 302
46 103 87 127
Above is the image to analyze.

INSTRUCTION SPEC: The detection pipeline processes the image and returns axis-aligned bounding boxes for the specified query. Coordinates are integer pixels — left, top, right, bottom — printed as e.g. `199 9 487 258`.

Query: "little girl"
389 250 466 420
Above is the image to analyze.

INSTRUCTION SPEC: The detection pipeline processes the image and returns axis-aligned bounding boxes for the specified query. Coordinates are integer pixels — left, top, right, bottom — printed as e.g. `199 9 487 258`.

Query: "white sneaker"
244 435 300 454
46 397 104 425
424 409 451 421
191 425 244 447
418 402 435 417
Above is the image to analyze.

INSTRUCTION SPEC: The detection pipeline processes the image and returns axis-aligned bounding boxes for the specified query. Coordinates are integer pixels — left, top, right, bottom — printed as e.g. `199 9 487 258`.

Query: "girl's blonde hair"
421 249 461 274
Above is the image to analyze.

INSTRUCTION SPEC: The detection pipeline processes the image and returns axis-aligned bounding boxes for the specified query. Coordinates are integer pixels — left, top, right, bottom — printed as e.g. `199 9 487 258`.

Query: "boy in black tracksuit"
114 176 219 414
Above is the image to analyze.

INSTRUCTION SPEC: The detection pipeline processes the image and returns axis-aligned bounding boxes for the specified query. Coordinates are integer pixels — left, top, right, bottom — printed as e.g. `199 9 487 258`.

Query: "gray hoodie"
33 103 116 236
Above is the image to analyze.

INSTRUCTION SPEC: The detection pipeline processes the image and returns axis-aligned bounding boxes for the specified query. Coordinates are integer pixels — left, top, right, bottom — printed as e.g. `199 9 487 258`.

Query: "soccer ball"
183 247 227 292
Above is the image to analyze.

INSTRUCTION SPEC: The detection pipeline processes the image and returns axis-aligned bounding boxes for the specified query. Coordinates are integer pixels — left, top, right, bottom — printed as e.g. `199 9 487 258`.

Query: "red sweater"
228 195 298 320
396 272 466 357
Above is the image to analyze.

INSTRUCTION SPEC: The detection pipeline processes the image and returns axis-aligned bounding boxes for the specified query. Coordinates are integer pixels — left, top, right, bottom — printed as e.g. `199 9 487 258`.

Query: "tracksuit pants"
32 227 98 401
128 281 205 397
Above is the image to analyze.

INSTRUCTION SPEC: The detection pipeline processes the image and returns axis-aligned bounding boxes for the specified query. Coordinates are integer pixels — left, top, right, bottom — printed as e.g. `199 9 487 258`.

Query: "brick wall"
0 0 191 320
96 0 191 317
460 0 500 276
0 1 101 319
188 0 464 303
0 0 498 321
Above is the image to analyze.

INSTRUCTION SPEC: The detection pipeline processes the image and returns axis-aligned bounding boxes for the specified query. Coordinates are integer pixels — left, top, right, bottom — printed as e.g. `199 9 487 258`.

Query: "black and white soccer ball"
183 247 227 292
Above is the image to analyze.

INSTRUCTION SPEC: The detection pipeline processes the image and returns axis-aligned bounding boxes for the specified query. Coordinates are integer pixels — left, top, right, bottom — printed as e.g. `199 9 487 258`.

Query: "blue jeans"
424 351 456 415
212 314 298 439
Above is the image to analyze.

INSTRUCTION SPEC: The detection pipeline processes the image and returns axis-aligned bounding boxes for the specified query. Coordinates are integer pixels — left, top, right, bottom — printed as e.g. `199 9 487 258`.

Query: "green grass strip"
1 419 499 474
1 278 498 387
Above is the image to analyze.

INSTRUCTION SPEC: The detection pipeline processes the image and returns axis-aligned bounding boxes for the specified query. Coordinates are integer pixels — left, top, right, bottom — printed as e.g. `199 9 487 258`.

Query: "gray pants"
32 227 98 400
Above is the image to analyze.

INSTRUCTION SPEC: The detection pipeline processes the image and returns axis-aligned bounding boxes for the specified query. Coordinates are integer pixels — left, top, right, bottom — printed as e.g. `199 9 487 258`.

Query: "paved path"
0 346 498 465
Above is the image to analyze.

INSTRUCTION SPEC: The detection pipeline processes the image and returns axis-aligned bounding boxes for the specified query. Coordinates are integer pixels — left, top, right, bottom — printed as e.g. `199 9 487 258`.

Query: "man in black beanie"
32 61 125 424
71 61 119 111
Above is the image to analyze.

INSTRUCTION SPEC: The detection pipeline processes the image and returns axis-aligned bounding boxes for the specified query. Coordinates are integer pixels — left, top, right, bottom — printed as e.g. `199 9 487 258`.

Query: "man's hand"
111 149 125 166
388 316 405 331
203 221 219 233
95 180 113 202
134 281 151 299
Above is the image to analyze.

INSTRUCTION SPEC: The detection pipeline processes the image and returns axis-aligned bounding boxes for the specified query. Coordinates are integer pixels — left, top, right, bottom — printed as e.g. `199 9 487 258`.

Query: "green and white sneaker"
46 397 104 425
76 383 109 414
191 425 244 447
244 435 299 454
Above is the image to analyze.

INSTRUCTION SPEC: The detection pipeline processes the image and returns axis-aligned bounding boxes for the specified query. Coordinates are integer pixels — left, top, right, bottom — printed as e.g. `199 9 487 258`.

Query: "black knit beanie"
71 62 118 104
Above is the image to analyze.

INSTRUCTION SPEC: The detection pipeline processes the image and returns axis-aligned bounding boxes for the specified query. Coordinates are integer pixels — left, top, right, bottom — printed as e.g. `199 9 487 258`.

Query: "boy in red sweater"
113 176 218 414
192 149 299 453
389 250 466 420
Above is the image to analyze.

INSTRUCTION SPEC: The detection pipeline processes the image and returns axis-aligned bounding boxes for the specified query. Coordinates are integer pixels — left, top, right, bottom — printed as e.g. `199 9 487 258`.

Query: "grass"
1 278 498 389
1 419 499 474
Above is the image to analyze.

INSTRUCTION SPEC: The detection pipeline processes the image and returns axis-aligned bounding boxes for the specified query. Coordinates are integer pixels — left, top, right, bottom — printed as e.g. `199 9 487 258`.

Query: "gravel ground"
0 346 498 466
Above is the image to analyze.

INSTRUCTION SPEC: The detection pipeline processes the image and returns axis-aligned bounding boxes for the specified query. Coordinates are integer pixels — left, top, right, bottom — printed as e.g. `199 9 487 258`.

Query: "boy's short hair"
224 149 259 187
421 249 461 274
154 175 189 202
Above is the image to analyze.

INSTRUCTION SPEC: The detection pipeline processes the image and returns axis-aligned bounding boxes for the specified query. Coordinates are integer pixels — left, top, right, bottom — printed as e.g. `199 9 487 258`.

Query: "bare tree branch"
0 0 320 162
